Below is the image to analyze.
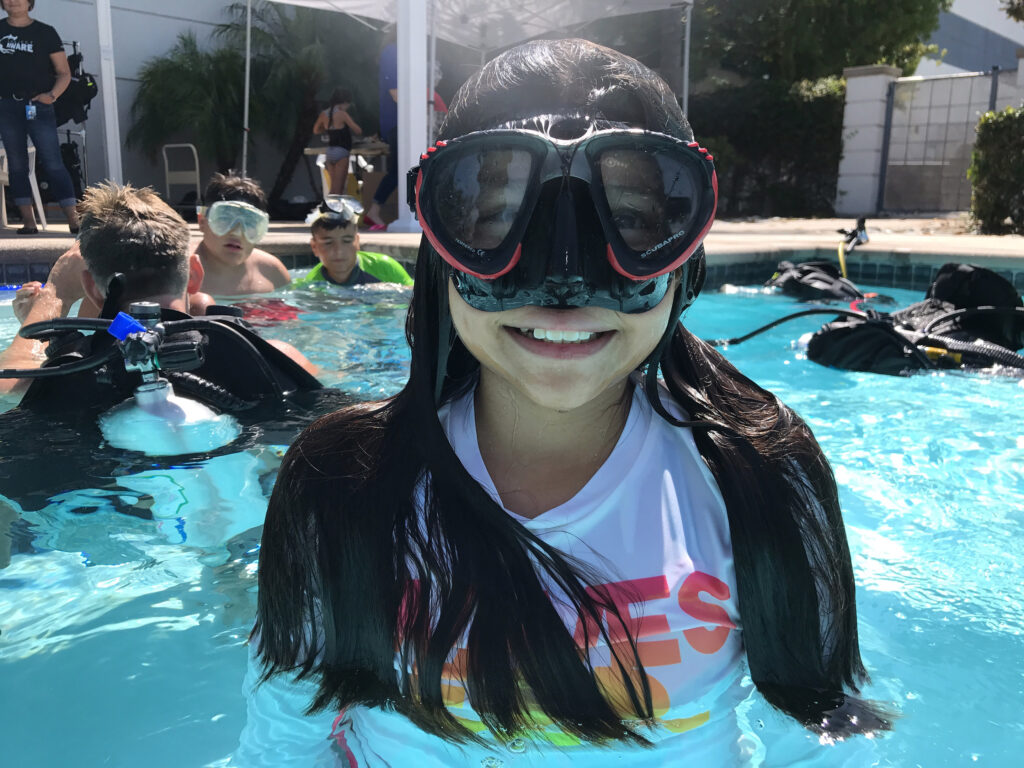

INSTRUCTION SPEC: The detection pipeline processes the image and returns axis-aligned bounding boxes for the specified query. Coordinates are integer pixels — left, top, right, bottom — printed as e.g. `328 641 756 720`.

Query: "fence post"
989 65 1000 112
875 82 896 214
835 65 902 216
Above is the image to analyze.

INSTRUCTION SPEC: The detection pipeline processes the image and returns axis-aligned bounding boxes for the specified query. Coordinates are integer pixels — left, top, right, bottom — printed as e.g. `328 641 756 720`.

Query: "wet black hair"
203 171 268 212
328 88 352 105
256 38 892 746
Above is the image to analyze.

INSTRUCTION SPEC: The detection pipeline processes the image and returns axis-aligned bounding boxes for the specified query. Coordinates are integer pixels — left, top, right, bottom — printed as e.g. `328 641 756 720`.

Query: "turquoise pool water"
0 280 1022 766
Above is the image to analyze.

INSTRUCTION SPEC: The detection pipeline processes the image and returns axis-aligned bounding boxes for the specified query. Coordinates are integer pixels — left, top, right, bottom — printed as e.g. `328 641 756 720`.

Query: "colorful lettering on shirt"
426 569 734 740
678 571 737 654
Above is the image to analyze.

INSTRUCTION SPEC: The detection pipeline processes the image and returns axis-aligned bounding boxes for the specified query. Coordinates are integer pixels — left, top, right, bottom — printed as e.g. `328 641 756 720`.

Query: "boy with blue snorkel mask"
193 173 291 302
292 195 412 288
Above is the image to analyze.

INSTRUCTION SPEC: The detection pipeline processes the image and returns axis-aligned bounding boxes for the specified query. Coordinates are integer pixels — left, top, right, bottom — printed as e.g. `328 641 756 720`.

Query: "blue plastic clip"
107 312 147 341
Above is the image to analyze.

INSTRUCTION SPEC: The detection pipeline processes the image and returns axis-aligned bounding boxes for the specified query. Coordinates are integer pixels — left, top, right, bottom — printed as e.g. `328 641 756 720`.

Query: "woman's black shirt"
0 19 62 99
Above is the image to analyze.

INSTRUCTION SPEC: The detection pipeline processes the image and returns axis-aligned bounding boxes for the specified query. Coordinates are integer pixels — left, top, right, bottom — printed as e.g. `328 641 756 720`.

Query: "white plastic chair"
0 141 49 230
161 143 201 208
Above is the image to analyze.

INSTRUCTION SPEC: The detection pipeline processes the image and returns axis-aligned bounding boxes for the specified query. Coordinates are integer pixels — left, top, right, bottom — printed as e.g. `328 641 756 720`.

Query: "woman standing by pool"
239 39 890 766
0 0 80 234
312 88 362 197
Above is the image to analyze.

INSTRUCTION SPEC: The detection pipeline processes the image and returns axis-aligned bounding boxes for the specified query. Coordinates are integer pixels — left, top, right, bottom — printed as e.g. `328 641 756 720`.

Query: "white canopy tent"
265 0 693 232
93 0 692 230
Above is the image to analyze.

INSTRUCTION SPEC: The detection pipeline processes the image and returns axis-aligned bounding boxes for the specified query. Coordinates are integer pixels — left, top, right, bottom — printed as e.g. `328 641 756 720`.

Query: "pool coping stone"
3 216 1022 292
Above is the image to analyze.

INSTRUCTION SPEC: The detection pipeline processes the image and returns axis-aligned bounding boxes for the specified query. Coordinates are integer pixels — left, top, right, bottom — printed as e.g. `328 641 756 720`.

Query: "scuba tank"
1 301 248 456
96 302 242 456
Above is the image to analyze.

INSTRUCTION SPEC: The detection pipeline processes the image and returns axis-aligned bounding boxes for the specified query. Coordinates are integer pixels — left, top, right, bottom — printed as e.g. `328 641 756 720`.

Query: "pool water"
1 280 1022 766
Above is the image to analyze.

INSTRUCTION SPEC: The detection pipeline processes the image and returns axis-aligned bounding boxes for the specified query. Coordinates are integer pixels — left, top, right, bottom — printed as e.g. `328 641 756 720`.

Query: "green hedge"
968 107 1024 234
688 77 845 217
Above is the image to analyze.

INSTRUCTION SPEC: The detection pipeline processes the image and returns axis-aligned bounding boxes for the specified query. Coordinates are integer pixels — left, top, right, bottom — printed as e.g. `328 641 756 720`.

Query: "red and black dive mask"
407 126 717 313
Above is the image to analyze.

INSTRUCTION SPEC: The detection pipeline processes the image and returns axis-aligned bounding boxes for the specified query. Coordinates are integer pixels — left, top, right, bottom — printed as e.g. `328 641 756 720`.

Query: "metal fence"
879 67 1020 212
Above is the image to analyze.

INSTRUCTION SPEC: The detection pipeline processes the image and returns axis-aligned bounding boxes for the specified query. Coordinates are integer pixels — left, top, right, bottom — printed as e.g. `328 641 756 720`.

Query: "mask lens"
206 201 270 243
588 138 714 277
600 147 697 252
431 147 534 255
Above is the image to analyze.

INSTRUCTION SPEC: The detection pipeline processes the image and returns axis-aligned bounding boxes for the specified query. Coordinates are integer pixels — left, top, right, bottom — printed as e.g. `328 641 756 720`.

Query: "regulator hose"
0 345 119 379
165 370 258 412
163 319 286 399
703 306 1024 371
920 306 1024 337
704 308 869 346
916 332 1024 369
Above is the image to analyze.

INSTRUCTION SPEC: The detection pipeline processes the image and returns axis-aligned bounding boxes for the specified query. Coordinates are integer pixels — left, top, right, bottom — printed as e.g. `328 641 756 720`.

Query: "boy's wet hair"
310 216 355 236
204 171 268 211
77 182 191 301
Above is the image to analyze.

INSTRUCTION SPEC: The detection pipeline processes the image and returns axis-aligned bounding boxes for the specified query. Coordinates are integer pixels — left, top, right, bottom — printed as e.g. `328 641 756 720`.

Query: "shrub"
968 107 1024 234
689 77 846 218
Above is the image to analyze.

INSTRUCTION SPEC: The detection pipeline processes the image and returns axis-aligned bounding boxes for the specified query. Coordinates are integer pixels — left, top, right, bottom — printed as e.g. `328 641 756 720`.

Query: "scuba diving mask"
198 200 270 243
408 126 717 313
305 195 364 228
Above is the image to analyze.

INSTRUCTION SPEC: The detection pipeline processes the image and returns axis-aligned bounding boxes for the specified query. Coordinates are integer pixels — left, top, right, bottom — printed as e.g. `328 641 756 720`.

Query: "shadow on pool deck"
2 213 1022 289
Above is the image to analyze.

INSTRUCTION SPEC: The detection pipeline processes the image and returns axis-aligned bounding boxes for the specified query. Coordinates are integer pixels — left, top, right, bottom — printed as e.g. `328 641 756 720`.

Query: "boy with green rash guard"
294 197 412 288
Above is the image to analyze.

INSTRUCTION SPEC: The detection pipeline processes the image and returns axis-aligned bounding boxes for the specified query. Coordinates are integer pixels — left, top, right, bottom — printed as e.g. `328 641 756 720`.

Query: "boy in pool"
234 39 891 767
292 196 413 288
0 182 317 403
192 173 291 300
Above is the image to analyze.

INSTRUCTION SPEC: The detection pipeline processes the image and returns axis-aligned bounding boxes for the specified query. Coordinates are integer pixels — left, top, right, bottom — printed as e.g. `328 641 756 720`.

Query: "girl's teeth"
520 328 595 343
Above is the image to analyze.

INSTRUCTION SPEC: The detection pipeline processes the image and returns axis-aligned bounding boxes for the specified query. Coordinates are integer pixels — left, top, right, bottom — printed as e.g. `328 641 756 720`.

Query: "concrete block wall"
834 65 901 217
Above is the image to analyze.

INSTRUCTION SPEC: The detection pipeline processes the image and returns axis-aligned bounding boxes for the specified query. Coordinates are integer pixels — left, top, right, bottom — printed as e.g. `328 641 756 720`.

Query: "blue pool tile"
3 263 28 285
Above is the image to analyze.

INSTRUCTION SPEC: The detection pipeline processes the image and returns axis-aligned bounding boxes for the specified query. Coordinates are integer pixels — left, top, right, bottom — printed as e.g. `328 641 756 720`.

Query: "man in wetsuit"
0 182 320 408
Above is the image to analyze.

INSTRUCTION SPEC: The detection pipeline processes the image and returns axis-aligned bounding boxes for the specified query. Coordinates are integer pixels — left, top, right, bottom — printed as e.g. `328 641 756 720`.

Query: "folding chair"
161 143 201 212
0 141 49 230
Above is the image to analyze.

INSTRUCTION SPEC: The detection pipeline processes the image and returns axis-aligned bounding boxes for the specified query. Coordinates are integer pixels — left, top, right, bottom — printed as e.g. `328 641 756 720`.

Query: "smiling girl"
238 38 891 767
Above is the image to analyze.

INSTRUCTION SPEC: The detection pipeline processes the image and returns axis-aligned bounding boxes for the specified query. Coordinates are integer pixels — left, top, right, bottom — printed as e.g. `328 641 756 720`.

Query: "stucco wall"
31 0 309 204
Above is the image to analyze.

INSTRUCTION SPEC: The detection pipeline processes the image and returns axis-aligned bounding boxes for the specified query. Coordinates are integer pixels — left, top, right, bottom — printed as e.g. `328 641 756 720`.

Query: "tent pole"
682 0 693 116
391 0 427 233
428 0 437 146
242 0 252 176
94 0 123 183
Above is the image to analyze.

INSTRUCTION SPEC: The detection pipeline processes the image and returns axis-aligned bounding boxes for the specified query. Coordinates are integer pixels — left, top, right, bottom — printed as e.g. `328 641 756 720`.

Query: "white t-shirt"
232 384 747 767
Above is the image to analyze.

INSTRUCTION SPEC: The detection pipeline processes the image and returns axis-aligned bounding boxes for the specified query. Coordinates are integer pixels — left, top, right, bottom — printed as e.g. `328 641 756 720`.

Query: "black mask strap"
99 273 127 320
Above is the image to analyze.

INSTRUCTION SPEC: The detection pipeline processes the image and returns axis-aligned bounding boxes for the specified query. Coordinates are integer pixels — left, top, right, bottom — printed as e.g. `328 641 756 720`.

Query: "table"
303 139 390 200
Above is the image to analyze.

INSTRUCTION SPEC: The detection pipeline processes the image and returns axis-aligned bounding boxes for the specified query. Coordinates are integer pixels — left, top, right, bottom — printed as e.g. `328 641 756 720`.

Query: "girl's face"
449 279 675 412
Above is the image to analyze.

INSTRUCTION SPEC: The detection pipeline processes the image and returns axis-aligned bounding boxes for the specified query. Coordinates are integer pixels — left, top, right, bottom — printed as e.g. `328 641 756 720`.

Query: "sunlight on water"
2 279 1022 766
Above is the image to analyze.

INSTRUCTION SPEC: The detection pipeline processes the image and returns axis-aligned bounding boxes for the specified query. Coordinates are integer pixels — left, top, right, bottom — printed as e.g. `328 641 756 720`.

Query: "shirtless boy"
193 173 291 300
